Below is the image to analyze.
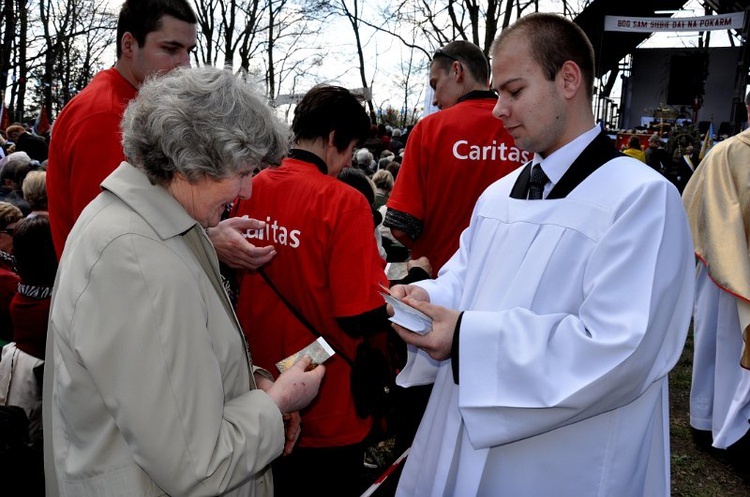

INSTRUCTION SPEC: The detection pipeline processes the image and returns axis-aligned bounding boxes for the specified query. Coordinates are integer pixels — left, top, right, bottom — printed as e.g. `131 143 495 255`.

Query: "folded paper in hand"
385 262 409 281
380 292 432 335
276 336 335 373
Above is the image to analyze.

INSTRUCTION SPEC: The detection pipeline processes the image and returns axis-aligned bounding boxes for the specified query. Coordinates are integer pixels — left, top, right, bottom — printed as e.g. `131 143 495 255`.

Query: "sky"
105 0 738 118
306 1 740 121
7 1 742 123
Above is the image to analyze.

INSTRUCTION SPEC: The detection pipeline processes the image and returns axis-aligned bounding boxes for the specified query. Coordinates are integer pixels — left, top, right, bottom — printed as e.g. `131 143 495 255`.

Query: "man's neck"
293 140 327 161
290 141 330 175
114 60 140 90
560 104 597 152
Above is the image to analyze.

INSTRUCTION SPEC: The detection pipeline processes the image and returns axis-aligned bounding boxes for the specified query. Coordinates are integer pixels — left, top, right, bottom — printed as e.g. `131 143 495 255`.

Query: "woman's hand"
254 369 309 455
208 216 276 270
263 356 325 415
280 412 302 456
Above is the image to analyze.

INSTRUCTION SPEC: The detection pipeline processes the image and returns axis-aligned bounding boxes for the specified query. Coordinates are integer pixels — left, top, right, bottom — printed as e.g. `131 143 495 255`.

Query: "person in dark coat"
5 125 48 162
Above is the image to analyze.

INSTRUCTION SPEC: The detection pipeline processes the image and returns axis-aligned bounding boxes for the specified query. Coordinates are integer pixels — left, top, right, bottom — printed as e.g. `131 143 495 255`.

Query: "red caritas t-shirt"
386 94 529 276
47 68 137 258
232 156 387 448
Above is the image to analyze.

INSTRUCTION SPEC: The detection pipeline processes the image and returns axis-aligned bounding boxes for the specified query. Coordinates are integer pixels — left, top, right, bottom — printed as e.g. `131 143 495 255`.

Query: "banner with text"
604 12 745 33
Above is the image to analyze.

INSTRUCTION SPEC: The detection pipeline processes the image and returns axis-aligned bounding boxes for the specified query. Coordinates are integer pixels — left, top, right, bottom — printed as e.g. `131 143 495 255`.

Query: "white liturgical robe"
396 148 695 496
689 264 750 448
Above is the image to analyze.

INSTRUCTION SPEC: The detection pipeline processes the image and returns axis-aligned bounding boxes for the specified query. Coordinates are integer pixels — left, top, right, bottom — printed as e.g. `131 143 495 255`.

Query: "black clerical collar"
457 90 497 103
509 131 620 200
288 148 328 175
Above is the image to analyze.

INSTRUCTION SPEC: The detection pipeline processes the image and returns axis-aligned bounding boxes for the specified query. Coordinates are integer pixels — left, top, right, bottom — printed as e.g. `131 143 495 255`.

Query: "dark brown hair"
116 0 197 58
292 85 371 152
493 13 595 100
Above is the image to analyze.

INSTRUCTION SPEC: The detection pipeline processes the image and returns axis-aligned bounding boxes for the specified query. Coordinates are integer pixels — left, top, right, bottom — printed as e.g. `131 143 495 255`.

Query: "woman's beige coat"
43 162 284 497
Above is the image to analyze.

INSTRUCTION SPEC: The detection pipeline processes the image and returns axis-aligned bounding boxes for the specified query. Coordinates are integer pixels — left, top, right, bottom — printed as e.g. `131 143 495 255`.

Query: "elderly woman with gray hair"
43 66 325 497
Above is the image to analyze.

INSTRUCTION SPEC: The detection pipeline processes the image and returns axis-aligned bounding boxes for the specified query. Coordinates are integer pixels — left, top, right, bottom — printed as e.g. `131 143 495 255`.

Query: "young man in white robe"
389 13 695 497
683 127 750 451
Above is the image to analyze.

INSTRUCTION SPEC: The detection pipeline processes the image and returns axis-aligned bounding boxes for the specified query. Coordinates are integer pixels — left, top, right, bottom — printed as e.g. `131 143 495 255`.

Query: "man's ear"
559 60 582 99
452 61 464 82
121 32 136 57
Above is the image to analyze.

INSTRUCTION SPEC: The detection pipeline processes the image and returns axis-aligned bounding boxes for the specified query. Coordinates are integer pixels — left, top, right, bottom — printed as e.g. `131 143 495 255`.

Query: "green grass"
669 329 750 496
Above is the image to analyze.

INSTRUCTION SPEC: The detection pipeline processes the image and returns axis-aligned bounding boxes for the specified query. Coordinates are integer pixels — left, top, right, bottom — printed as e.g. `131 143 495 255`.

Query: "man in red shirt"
384 40 529 276
47 0 197 258
232 85 390 497
47 0 274 270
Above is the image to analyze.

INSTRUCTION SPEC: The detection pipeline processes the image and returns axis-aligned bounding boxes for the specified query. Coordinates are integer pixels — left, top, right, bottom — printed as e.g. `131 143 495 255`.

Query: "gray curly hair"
121 66 290 186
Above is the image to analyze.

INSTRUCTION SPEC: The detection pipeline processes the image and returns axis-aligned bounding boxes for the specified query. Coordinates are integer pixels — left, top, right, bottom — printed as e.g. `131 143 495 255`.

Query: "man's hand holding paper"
387 284 460 361
381 284 432 333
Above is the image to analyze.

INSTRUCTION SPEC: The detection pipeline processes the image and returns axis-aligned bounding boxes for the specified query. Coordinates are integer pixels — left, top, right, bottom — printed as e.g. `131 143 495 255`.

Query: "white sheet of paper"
381 292 432 334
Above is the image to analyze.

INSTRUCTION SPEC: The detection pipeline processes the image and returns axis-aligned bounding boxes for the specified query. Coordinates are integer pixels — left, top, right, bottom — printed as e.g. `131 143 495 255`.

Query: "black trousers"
272 442 365 496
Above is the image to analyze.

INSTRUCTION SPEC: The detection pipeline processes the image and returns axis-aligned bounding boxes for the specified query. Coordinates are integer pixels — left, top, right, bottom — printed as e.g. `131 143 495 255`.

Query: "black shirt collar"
457 90 497 103
288 148 328 175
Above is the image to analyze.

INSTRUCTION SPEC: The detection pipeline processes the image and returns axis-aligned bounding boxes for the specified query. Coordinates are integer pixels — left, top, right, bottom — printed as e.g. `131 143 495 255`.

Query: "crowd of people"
622 131 696 193
1 2 749 497
0 151 52 496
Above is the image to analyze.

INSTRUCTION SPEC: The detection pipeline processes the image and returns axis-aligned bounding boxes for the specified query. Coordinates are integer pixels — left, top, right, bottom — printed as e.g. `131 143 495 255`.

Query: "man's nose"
178 50 191 68
492 97 507 120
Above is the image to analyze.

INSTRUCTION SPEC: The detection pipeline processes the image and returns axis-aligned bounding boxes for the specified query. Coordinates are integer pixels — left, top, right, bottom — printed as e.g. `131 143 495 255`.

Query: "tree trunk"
0 0 15 100
267 0 275 99
16 0 27 122
340 0 375 122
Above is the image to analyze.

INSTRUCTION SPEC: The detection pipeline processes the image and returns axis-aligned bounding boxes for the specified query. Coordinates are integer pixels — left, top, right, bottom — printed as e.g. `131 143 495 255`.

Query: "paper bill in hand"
380 291 432 335
276 336 335 373
385 262 409 281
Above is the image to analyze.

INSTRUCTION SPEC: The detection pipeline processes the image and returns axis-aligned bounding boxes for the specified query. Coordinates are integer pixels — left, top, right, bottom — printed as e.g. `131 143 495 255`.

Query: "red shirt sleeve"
386 122 426 221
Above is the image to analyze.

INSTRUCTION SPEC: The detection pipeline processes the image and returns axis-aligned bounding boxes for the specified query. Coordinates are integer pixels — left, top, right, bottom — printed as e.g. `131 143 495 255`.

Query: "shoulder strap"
257 268 354 366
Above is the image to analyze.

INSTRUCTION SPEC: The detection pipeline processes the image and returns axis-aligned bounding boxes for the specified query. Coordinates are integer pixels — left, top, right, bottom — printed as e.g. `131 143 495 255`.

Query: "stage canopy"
573 0 750 77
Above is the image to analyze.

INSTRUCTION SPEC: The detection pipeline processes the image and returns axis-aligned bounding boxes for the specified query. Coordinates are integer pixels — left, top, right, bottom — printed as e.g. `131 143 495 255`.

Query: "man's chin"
510 135 528 150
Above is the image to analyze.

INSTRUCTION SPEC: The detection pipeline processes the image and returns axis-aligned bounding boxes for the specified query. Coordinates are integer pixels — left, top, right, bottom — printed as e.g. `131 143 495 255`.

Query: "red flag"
0 103 10 132
35 106 51 135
